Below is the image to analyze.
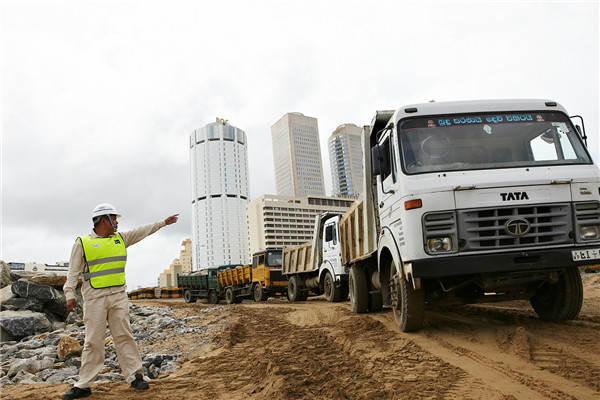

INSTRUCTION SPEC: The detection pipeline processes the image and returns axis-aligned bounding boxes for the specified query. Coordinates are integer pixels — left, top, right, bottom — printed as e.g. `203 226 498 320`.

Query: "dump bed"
217 264 251 288
178 273 209 290
339 123 380 266
282 212 342 275
282 241 316 274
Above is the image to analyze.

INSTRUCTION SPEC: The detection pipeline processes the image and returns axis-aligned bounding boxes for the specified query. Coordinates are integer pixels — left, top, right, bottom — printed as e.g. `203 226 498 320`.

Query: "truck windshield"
398 111 592 174
267 251 282 267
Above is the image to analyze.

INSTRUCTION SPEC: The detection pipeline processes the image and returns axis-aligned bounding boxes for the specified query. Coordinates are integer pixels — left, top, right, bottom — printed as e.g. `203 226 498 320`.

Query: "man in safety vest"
62 203 179 400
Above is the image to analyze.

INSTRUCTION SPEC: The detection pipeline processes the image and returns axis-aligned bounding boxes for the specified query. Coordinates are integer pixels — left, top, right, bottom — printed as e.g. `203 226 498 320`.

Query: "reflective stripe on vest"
78 234 127 289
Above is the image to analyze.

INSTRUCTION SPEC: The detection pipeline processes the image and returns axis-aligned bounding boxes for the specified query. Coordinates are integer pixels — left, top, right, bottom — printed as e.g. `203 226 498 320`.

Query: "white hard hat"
92 203 122 219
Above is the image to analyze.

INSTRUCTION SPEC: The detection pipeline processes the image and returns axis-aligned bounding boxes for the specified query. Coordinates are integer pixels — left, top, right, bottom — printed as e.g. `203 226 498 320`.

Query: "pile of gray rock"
0 261 223 386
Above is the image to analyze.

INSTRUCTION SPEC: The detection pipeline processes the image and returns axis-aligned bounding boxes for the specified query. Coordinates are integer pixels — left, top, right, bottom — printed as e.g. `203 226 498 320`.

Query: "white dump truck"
282 212 349 302
340 99 600 331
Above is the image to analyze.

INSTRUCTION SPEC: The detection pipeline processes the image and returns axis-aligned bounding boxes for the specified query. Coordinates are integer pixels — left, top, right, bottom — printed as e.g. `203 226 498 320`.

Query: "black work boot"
130 373 149 390
62 386 91 399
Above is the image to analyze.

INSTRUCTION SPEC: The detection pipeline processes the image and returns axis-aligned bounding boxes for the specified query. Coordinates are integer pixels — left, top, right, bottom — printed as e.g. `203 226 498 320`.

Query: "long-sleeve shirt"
63 220 166 301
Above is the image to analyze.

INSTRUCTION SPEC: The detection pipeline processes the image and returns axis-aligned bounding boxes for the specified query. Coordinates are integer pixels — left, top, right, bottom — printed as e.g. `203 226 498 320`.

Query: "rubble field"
2 273 599 400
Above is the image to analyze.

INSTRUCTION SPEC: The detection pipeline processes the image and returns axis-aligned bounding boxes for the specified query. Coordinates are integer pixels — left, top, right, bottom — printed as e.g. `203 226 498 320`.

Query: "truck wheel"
253 284 268 302
349 266 368 313
288 275 303 302
389 260 424 332
324 272 341 302
183 290 196 303
208 290 219 305
339 286 349 301
369 290 383 312
225 288 236 305
530 267 583 322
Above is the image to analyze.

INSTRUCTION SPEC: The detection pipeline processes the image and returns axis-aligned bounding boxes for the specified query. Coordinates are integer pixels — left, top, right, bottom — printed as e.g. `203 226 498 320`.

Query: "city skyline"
3 1 597 291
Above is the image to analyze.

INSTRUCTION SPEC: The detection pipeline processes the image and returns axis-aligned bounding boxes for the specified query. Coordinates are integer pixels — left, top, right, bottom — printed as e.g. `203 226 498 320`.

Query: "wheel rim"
389 262 402 321
289 277 297 300
255 284 264 301
324 274 333 298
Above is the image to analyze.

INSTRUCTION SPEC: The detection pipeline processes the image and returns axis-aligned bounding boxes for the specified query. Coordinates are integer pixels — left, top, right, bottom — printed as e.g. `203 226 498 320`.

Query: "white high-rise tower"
190 119 250 270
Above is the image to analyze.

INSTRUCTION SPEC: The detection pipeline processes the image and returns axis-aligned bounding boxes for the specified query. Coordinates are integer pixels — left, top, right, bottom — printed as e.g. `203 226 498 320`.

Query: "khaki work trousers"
75 291 142 388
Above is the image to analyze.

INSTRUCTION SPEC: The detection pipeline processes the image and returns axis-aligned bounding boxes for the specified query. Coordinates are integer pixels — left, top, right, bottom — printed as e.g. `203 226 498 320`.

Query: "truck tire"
208 290 219 305
339 286 349 301
369 290 383 312
530 267 583 322
288 275 303 302
183 290 196 303
349 266 368 313
324 271 341 302
390 260 424 332
300 289 309 301
253 284 268 302
225 288 236 305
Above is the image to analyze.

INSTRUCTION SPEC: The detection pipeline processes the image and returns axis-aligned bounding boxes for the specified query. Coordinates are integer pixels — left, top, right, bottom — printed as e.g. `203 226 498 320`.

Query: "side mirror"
371 145 387 176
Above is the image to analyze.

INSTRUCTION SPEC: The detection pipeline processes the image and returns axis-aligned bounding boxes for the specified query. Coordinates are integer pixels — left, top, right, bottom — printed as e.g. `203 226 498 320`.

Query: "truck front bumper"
411 245 600 279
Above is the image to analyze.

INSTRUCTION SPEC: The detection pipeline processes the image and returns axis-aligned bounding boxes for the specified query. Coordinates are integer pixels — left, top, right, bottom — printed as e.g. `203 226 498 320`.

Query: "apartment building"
246 194 354 256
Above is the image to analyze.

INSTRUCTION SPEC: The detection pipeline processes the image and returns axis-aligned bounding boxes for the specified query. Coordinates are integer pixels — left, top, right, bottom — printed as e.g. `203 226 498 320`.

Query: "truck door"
376 129 400 228
253 253 266 285
323 218 343 275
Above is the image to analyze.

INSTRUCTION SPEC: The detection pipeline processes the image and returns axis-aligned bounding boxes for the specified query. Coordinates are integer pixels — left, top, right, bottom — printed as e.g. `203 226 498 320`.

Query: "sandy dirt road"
3 273 599 400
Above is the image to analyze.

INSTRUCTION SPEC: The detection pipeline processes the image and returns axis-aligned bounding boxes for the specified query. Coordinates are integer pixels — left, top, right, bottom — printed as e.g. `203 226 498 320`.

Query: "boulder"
7 358 43 377
0 310 51 339
0 285 15 303
27 273 67 289
1 326 15 342
56 335 82 360
11 279 59 300
1 297 45 313
44 290 69 319
0 261 11 288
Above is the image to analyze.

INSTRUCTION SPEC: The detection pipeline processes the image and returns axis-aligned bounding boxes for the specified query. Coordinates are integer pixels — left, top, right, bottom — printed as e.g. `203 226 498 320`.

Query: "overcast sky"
2 0 599 290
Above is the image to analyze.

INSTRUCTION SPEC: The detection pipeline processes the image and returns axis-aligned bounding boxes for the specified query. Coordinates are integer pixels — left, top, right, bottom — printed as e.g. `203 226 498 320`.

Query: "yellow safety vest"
78 234 127 288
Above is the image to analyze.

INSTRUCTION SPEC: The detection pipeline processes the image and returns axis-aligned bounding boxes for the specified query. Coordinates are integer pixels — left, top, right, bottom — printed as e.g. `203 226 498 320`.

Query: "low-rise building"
159 238 193 287
7 261 69 275
246 194 354 257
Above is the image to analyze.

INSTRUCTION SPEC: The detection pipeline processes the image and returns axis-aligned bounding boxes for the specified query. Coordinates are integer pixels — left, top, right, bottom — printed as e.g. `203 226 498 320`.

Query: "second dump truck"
282 212 349 302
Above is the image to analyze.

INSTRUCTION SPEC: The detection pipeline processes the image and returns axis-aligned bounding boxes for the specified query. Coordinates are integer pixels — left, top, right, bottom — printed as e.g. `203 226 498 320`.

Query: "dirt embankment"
3 274 600 400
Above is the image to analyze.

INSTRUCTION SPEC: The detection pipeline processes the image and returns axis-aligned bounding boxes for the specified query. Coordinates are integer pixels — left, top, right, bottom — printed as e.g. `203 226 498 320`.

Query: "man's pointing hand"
165 214 179 225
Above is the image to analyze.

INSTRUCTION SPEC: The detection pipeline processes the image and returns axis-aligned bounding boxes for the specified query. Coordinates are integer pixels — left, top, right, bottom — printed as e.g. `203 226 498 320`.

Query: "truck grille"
458 203 573 251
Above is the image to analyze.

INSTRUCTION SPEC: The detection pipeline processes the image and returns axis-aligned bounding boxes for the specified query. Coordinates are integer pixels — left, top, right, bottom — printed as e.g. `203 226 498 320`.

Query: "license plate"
572 248 600 261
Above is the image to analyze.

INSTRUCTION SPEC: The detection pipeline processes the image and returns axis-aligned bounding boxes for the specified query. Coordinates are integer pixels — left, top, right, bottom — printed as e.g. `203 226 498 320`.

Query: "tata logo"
500 192 529 201
505 218 531 236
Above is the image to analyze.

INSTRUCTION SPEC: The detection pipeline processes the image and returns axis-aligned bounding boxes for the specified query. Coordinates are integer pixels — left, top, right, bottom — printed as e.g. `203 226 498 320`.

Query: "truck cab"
251 249 288 301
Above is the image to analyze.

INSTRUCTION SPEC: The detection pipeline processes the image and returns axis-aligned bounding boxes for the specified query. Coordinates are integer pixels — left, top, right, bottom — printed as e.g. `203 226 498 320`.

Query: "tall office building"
271 112 326 197
190 119 250 270
328 124 364 198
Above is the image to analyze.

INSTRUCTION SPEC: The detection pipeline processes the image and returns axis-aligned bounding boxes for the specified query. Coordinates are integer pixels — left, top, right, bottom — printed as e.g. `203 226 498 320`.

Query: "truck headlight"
427 237 453 253
579 225 600 241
